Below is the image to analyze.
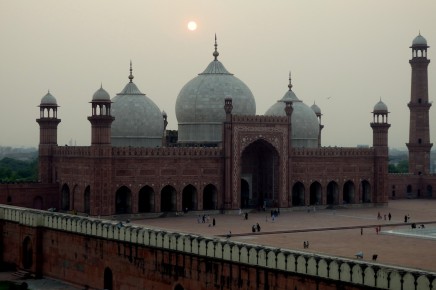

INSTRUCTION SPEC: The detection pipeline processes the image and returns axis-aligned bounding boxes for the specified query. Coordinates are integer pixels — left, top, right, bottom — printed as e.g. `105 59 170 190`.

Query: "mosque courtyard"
135 199 436 273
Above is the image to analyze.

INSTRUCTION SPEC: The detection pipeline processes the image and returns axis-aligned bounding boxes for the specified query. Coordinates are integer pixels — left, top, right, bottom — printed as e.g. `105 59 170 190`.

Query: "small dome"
111 65 164 147
373 99 388 113
92 86 111 101
175 38 256 144
311 102 321 115
412 33 428 47
265 76 319 148
40 91 58 106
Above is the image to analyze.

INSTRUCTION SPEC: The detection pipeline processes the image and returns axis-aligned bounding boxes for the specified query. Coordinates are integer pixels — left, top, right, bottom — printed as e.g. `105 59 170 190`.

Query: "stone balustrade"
1 205 434 289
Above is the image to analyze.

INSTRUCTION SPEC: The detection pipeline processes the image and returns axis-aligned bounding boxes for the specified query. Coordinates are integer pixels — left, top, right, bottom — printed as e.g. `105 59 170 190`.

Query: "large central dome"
175 38 256 144
111 64 164 147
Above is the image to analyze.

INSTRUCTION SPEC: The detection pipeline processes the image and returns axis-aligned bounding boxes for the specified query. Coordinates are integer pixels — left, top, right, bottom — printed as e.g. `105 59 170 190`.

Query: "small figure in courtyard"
361 227 363 235
244 212 248 220
256 223 261 232
252 225 256 232
388 212 392 221
212 218 216 227
226 231 232 239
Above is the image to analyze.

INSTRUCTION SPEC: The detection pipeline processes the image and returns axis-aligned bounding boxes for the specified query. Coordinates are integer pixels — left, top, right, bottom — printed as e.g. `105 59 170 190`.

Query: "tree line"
0 157 38 182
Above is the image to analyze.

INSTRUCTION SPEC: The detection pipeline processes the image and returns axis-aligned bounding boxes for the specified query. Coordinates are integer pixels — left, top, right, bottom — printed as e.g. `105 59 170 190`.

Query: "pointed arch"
115 186 132 214
138 185 155 213
182 184 197 211
326 181 339 205
309 182 322 205
71 184 78 211
61 183 70 211
240 139 280 208
203 184 217 210
361 180 371 203
161 185 177 212
343 180 355 204
292 182 305 206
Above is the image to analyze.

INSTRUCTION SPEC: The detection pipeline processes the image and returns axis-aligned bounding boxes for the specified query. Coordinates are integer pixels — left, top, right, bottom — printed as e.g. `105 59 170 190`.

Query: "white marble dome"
265 77 319 148
175 41 256 144
111 66 164 147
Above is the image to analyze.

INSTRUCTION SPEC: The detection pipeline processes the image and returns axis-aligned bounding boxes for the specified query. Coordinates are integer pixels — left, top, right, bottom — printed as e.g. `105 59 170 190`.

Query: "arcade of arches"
60 183 219 214
58 179 372 214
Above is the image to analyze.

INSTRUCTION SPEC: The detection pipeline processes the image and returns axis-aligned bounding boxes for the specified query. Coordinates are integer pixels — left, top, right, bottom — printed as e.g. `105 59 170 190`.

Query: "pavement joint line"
217 221 436 238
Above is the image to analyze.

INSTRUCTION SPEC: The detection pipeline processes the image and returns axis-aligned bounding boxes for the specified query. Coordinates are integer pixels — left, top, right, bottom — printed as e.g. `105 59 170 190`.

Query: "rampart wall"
1 205 435 290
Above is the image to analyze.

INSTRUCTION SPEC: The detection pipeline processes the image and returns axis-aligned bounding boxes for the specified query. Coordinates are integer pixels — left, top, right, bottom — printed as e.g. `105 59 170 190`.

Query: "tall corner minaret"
407 33 432 175
87 85 114 145
371 99 391 204
36 91 61 183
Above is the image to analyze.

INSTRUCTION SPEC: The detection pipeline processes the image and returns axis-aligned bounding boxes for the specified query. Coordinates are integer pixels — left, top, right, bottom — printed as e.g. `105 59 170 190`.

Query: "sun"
187 21 197 31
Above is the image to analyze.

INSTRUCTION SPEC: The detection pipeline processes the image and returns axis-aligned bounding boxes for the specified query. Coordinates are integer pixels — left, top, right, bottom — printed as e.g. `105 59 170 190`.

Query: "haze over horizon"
1 1 435 149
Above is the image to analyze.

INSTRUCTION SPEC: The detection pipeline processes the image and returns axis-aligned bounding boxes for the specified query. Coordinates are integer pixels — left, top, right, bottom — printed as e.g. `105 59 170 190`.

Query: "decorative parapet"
51 146 224 158
292 147 374 157
112 146 222 157
54 146 92 157
231 115 288 124
1 205 435 289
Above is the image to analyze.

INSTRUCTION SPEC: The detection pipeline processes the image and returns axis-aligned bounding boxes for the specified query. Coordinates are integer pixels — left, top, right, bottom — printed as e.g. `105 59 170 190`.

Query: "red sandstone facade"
34 95 390 216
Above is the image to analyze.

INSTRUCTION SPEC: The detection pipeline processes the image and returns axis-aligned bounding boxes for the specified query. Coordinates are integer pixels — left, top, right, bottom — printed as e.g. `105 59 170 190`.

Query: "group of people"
377 212 392 221
251 223 261 232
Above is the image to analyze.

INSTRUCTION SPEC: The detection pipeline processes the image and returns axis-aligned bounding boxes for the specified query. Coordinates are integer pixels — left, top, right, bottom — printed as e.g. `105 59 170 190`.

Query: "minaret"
407 33 432 175
371 99 391 204
36 91 61 183
88 85 114 145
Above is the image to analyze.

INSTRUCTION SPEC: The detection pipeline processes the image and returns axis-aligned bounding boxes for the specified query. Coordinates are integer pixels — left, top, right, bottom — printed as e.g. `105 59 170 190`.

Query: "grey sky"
0 0 435 148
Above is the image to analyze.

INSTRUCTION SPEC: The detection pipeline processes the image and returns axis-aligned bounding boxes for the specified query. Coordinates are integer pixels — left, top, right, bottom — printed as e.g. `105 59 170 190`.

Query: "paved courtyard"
135 199 436 273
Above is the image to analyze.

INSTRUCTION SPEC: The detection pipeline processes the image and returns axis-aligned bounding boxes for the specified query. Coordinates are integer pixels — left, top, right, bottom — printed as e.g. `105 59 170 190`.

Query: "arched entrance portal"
361 180 371 203
61 184 70 211
22 236 33 269
343 181 355 204
240 140 279 208
115 186 131 214
161 185 177 212
292 182 305 206
327 181 339 206
309 182 322 205
138 186 154 213
182 185 197 211
203 184 217 210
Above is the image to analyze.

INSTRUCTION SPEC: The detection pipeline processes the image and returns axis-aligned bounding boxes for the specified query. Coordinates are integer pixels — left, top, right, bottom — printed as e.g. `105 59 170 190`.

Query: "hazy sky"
1 1 435 149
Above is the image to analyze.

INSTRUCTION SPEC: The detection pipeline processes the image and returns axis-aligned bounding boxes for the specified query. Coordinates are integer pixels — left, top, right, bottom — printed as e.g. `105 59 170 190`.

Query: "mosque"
32 34 433 217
